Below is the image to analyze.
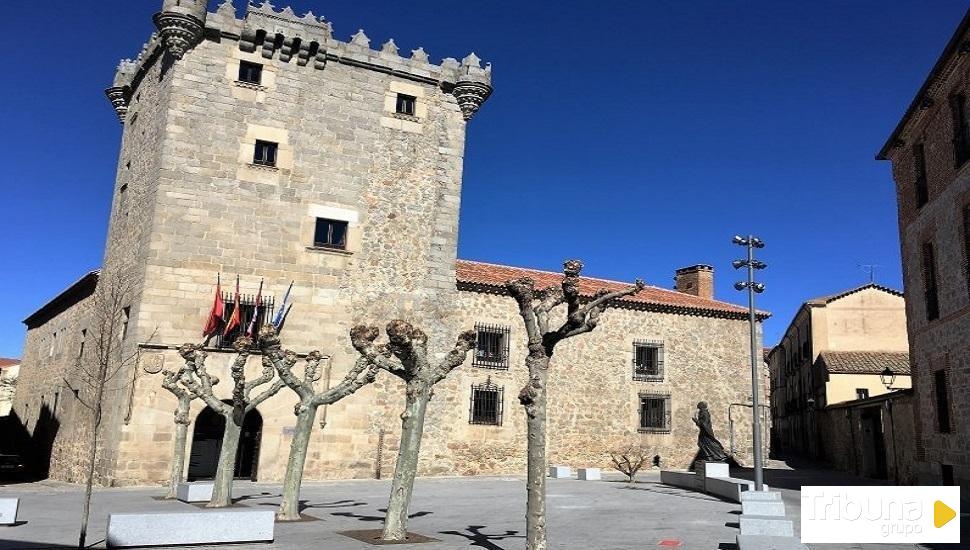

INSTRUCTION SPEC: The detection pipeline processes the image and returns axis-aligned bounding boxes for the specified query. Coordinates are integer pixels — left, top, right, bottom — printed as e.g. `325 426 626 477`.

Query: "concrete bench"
577 468 601 480
741 491 786 516
659 470 702 491
704 476 771 503
548 466 571 479
0 498 19 525
697 461 729 479
176 481 214 503
106 509 274 548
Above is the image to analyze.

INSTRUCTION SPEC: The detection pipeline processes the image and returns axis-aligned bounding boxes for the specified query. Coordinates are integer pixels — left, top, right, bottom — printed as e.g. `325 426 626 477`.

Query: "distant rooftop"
816 351 911 375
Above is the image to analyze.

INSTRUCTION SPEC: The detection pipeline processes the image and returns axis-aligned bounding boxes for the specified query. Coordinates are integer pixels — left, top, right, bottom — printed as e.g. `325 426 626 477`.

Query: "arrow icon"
934 500 956 528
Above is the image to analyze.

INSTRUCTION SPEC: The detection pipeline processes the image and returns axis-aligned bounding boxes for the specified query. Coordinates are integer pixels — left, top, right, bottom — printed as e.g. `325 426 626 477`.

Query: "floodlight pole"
733 235 766 491
745 238 765 491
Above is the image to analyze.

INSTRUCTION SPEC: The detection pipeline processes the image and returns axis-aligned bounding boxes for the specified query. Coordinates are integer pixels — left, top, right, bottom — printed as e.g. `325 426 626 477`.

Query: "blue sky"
0 1 965 357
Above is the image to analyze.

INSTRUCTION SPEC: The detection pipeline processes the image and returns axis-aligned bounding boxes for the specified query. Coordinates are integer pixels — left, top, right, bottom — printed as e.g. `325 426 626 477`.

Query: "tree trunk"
277 402 319 521
78 386 105 549
165 395 192 499
525 364 549 550
208 417 242 508
382 384 431 541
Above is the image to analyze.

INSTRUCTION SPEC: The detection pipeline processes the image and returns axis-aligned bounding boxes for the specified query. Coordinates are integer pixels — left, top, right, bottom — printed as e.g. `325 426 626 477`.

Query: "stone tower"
89 0 493 485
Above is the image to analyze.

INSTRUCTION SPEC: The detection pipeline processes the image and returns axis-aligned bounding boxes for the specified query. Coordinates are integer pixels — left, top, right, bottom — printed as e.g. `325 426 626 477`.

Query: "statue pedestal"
697 461 730 480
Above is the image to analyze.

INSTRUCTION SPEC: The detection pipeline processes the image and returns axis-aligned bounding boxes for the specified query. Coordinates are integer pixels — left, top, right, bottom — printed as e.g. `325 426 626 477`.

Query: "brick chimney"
674 265 714 300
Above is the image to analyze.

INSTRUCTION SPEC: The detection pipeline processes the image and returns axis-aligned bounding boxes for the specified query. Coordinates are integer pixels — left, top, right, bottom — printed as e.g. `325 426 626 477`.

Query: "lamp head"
734 281 748 291
733 235 748 246
752 282 766 293
732 260 746 269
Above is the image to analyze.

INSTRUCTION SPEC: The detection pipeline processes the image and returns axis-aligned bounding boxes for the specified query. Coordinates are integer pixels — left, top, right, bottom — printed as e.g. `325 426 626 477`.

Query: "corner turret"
453 53 493 121
153 0 209 59
104 60 138 123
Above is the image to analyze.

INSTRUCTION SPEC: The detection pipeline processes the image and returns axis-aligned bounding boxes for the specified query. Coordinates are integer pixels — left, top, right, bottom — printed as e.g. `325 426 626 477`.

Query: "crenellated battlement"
108 0 493 122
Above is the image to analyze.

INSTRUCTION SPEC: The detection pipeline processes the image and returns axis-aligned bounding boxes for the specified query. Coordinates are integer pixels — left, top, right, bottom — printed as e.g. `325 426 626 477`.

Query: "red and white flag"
202 274 225 338
223 276 241 337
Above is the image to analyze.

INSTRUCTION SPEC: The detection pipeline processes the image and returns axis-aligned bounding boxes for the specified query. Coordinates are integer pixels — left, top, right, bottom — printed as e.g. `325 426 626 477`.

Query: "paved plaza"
1 464 965 549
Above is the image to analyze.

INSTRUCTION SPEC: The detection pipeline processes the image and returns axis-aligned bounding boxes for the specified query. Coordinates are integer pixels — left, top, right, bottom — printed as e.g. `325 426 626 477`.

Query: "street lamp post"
733 235 766 491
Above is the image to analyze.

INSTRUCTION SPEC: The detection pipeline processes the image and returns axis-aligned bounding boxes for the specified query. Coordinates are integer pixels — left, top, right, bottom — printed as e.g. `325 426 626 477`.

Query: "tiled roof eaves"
457 281 770 321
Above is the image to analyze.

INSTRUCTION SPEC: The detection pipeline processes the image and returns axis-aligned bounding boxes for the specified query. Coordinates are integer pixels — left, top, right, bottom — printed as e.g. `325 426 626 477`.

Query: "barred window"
951 94 970 168
473 324 509 369
253 140 278 167
935 369 951 433
313 218 349 250
633 340 664 381
215 294 275 349
396 94 416 116
914 143 928 208
238 61 263 85
855 388 869 400
922 241 940 321
638 393 671 433
469 380 503 426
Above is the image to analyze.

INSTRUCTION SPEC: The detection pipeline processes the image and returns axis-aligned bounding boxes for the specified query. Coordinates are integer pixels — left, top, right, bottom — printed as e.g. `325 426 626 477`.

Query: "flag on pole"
202 274 225 337
272 281 293 329
223 275 242 337
246 278 264 337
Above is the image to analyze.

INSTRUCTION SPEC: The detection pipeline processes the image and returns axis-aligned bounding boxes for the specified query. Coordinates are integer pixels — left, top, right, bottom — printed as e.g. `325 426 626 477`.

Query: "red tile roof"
816 351 911 375
0 358 19 368
456 259 769 320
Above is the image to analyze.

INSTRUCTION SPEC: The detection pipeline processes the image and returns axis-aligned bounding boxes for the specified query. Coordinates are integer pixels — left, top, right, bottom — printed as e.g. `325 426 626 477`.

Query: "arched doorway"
187 403 263 481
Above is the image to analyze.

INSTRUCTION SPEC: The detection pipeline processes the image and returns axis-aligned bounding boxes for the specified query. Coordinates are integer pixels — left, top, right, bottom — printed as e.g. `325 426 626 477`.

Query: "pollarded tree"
156 364 215 499
350 320 476 541
258 325 380 521
177 336 284 507
505 260 643 550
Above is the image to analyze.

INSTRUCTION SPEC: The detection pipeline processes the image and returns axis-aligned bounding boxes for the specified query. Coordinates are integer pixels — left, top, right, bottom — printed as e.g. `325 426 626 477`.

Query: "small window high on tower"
313 218 349 250
253 140 278 167
239 61 263 85
396 94 416 116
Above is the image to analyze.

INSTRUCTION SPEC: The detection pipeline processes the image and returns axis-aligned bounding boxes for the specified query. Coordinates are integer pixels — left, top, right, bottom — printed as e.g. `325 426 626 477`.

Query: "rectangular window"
395 94 416 116
473 324 510 369
952 94 970 167
914 143 928 208
312 218 349 250
469 382 503 426
253 140 278 167
238 61 263 85
856 388 869 400
78 328 87 359
638 393 671 433
935 369 951 433
633 341 664 381
942 464 955 485
120 307 131 341
922 241 940 321
49 331 57 357
216 294 275 349
963 205 970 296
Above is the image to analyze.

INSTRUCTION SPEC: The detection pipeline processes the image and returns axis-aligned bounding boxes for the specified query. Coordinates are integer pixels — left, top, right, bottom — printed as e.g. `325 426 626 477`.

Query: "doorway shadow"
439 525 523 550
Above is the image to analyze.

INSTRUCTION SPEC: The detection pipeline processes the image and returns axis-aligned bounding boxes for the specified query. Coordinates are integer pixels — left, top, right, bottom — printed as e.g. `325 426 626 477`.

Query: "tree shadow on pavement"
256 498 367 512
618 482 723 501
332 508 432 522
438 525 523 550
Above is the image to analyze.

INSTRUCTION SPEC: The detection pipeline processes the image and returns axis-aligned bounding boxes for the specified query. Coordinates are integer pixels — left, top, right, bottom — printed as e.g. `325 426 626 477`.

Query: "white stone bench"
737 535 808 550
704 476 770 503
659 470 702 490
548 466 571 478
0 498 19 525
577 468 601 480
741 490 786 516
106 509 274 548
176 481 214 503
739 514 794 537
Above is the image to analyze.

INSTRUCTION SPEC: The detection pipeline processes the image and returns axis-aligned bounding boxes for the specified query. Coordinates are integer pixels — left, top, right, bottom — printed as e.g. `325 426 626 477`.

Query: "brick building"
877 9 970 491
11 1 767 486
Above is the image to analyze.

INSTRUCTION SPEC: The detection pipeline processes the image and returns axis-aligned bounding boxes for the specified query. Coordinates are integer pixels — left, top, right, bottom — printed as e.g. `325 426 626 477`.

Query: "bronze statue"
690 401 730 470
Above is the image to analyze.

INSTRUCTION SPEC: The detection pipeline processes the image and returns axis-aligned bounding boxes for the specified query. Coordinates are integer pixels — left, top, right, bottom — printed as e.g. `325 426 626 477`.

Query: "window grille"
632 340 664 381
253 140 278 167
313 218 349 250
914 143 928 208
922 241 940 321
638 392 671 433
238 61 263 85
214 293 275 349
934 369 951 433
473 323 510 369
855 388 869 400
951 94 970 167
469 379 503 426
396 94 416 116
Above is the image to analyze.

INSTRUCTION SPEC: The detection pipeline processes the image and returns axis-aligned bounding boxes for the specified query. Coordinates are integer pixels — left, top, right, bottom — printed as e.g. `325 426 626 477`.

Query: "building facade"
877 10 970 491
0 358 20 417
12 1 766 486
768 284 909 458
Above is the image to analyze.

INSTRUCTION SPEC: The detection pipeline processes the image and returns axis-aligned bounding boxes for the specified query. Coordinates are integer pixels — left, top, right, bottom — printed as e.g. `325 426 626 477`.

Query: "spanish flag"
202 274 225 338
